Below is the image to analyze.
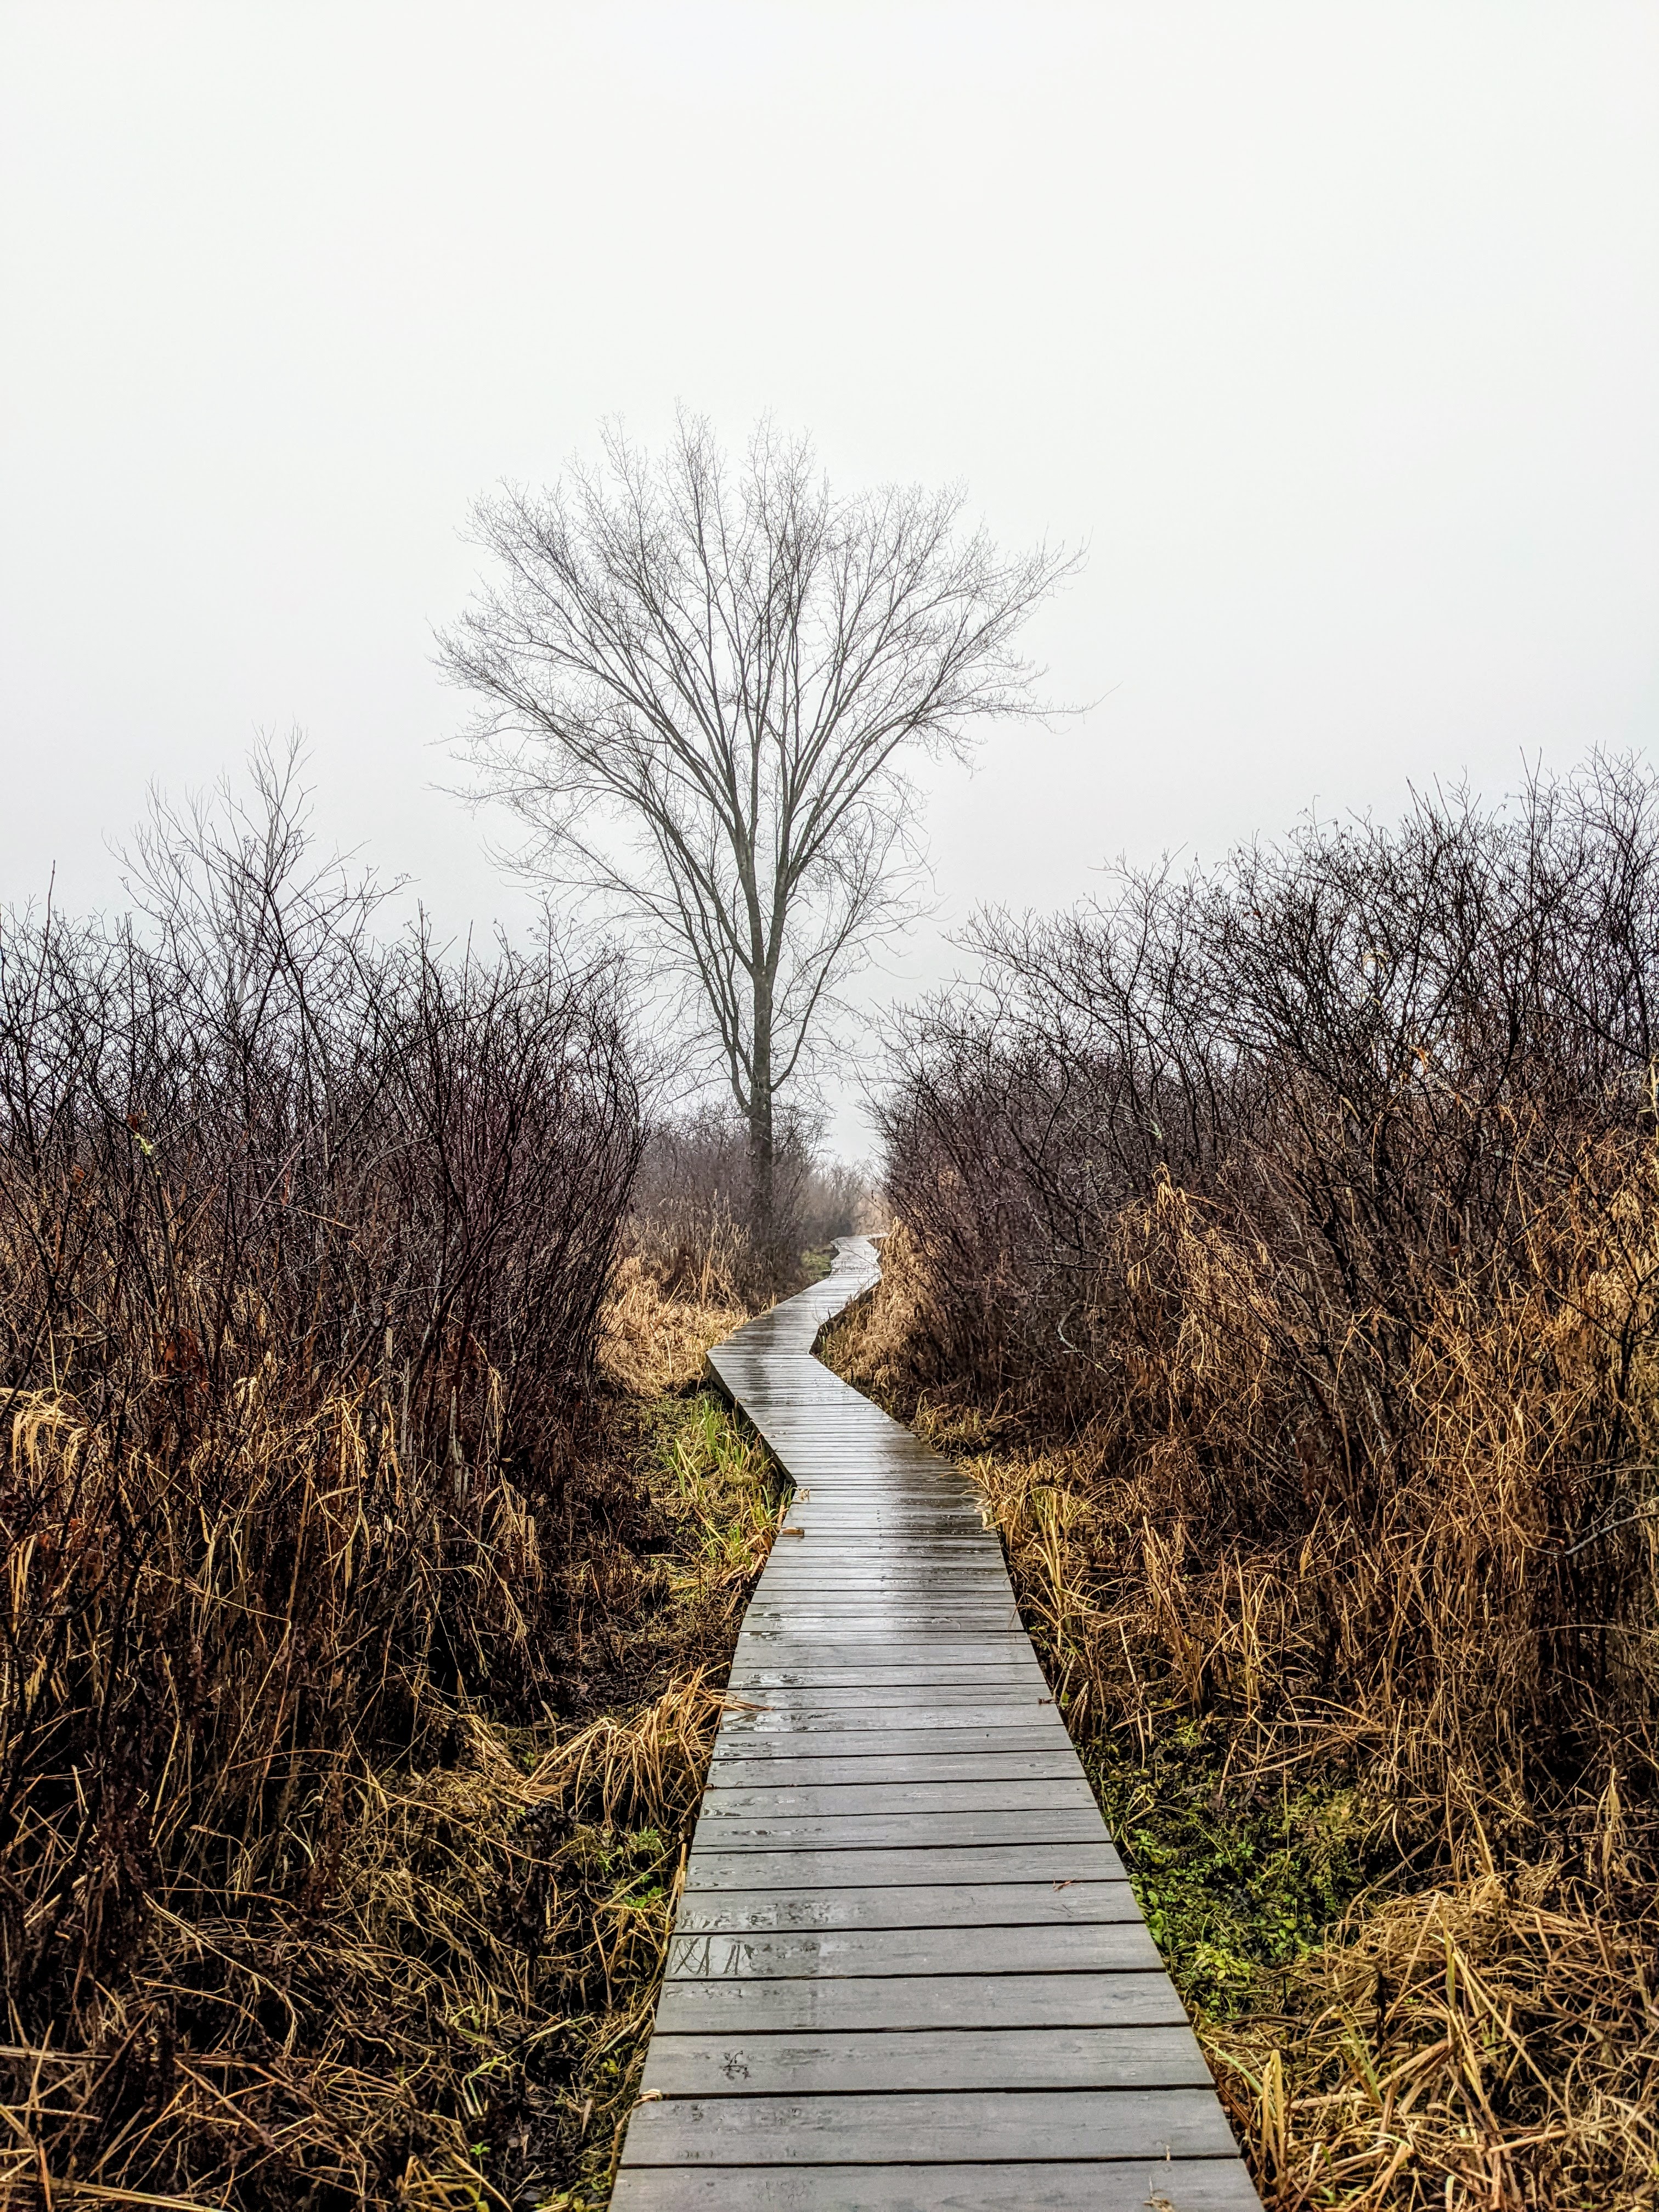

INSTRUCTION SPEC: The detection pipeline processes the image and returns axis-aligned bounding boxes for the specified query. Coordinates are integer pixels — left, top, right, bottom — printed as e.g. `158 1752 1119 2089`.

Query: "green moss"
644 1391 788 1580
1081 1720 1377 2018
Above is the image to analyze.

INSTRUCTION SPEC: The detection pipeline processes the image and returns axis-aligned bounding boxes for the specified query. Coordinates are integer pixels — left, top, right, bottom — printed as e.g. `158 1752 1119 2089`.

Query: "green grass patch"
1081 1719 1378 2019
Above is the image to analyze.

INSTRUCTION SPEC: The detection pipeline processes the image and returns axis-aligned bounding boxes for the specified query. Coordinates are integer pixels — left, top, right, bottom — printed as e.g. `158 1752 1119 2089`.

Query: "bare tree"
441 413 1072 1257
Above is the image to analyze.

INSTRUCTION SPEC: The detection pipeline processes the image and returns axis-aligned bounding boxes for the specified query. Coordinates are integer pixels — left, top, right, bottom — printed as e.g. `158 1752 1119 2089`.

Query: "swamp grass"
3 1263 783 2210
0 758 795 2209
827 1288 1659 2209
826 758 1659 2209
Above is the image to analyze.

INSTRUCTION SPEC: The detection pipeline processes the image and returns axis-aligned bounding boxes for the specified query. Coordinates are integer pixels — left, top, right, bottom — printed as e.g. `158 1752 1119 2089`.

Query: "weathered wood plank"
706 1724 1090 1765
754 1571 1017 1586
704 1750 1085 1787
730 1654 1038 1674
717 1706 1069 1735
744 1595 1018 1609
750 1594 1023 1609
684 1841 1127 1889
770 1497 990 1506
620 2085 1239 2163
612 2160 1260 2212
672 1880 1139 1934
653 1971 1189 2034
732 1639 1038 1661
719 1694 1060 1722
663 1920 1164 1979
726 1666 1048 1689
699 1778 1098 1817
752 1531 1000 1548
723 1688 1058 1713
690 1809 1110 1853
733 1641 1032 1657
640 2023 1214 2095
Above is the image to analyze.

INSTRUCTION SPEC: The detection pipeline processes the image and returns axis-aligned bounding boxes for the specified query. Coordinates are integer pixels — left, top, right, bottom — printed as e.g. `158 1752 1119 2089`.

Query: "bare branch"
441 413 1075 1256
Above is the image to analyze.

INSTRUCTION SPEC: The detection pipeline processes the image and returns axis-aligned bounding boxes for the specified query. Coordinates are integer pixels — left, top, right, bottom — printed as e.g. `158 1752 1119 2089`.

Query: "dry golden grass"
3 1679 724 2210
2 1263 774 2211
826 1200 1659 2211
1210 1861 1659 2210
597 1255 749 1398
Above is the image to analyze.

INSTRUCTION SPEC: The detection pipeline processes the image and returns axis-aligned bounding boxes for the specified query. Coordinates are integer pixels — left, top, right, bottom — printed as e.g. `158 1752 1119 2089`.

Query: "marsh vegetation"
0 761 860 2208
827 755 1659 2209
8 741 1657 2210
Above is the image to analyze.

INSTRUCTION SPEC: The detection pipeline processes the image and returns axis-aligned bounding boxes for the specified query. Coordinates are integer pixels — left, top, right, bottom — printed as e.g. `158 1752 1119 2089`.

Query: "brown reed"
832 758 1659 2208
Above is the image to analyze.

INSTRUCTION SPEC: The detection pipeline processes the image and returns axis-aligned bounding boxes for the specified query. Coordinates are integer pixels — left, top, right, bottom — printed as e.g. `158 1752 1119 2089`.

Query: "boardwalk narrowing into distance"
613 1237 1260 2211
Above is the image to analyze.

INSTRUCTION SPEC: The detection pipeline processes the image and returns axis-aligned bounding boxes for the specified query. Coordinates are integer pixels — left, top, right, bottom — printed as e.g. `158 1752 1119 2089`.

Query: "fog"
3 1 1655 1144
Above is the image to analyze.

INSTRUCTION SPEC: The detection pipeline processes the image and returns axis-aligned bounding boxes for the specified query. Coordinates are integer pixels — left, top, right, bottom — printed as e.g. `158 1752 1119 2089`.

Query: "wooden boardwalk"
612 1237 1260 2212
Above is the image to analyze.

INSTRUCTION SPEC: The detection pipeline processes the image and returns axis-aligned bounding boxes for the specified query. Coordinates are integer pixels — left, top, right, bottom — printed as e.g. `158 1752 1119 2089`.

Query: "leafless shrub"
856 754 1659 2204
849 756 1659 2194
878 758 1659 1780
0 746 648 2202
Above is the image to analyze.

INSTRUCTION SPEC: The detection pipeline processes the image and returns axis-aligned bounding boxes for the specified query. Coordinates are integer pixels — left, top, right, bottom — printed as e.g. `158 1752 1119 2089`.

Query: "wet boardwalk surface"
612 1237 1259 2211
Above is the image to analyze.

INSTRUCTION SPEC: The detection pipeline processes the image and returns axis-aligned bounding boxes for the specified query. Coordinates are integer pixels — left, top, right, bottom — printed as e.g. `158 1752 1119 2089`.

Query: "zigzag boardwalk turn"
613 1238 1260 2211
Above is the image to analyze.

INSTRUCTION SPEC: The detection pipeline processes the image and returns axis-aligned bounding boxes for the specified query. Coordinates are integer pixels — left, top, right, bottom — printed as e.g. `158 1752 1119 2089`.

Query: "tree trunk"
748 1090 775 1270
748 984 777 1277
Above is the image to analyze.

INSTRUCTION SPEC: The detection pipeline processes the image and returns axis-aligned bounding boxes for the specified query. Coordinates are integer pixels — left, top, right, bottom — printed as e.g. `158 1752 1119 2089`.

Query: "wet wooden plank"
748 1576 1011 1588
751 1594 1022 1610
718 1688 1057 1712
736 1625 1030 1645
612 2161 1259 2212
740 1602 1024 1617
684 1841 1127 1889
725 1653 1045 1673
730 1653 1039 1674
776 1503 990 1517
718 1705 1068 1735
744 1594 1019 1615
759 1547 1006 1559
718 1696 1063 1728
689 1809 1110 1853
620 2085 1239 2163
706 1724 1085 1764
704 1750 1084 1788
672 1880 1139 1934
747 1584 1017 1600
732 1638 1038 1661
759 1553 1009 1567
653 1972 1189 2035
699 1779 1098 1818
663 1920 1164 1979
761 1539 995 1557
777 1493 986 1506
726 1666 1047 1689
765 1522 1000 1539
759 1543 1007 1556
640 2023 1214 2096
754 1570 1017 1585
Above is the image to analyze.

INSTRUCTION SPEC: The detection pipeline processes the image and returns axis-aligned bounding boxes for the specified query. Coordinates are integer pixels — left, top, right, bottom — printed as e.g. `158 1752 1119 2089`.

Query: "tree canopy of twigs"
442 413 1072 1257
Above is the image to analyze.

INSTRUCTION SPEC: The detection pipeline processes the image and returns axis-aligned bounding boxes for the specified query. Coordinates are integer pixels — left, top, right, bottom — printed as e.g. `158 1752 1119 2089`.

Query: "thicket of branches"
862 755 1659 2201
880 755 1659 1805
623 1103 870 1307
0 756 646 2197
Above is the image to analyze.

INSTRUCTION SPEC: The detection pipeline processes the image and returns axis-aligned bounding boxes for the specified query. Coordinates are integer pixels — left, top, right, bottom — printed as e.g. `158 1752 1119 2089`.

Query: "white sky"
3 3 1656 1148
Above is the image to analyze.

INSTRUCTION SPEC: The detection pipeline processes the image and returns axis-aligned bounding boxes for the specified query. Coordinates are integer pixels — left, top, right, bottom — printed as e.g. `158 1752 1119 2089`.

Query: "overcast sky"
3 3 1656 1144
